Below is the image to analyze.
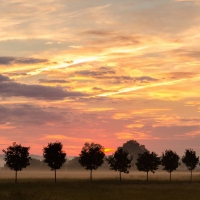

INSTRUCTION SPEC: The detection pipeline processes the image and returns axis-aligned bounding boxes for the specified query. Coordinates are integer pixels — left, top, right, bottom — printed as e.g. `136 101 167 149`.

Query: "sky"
0 0 200 156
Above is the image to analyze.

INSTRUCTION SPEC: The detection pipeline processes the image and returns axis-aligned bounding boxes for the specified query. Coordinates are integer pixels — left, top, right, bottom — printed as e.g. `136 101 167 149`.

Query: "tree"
107 147 132 181
43 142 66 183
135 151 160 181
79 142 105 181
2 142 31 183
122 140 149 163
161 150 180 181
182 149 199 182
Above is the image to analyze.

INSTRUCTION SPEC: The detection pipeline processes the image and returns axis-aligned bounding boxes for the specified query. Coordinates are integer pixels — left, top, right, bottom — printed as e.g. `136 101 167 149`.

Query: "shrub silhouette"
136 151 160 181
2 142 31 183
182 149 199 182
107 147 132 181
43 142 66 183
79 142 105 181
161 150 180 181
123 140 148 163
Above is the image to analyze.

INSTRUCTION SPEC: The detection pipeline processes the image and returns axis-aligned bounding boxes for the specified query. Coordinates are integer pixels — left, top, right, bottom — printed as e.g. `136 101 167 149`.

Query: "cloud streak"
98 77 200 97
0 56 48 65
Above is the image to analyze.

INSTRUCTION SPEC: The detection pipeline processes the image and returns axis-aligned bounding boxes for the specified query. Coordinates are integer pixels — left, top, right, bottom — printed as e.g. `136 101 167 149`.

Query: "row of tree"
2 141 199 183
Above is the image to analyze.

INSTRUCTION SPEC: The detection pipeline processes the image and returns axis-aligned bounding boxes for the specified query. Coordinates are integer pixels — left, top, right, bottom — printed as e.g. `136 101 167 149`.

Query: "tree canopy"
135 151 160 180
107 147 132 181
79 142 105 181
161 150 180 181
122 140 148 162
2 142 31 183
43 142 66 182
182 149 199 182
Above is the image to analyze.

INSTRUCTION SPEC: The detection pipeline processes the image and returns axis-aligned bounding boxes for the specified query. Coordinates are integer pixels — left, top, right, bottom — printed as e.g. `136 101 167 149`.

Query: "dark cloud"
73 69 158 84
111 76 158 84
0 56 48 65
92 87 113 93
38 79 69 84
82 30 114 36
92 87 102 90
135 76 158 82
99 66 113 70
4 72 28 77
0 74 10 82
0 74 86 100
75 69 115 76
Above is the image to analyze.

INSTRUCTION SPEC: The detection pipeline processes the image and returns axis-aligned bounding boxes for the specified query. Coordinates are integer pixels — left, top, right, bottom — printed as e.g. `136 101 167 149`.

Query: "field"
1 171 200 200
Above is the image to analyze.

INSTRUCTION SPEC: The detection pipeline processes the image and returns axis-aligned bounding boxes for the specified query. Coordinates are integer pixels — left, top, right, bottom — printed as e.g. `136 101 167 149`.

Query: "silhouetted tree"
161 150 180 181
2 142 31 183
135 151 160 181
43 142 66 183
182 149 199 182
107 147 132 181
79 142 105 181
122 140 149 163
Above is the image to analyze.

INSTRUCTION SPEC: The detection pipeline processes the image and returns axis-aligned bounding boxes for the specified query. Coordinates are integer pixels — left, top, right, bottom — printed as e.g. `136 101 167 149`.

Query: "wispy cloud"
0 74 86 100
0 56 48 65
98 77 200 97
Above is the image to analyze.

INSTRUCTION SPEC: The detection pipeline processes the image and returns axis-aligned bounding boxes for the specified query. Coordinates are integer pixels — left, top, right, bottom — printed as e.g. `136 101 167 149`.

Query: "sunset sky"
1 0 200 156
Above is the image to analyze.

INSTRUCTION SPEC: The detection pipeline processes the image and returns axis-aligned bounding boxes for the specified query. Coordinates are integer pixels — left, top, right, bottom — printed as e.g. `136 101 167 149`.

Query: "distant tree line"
2 140 199 183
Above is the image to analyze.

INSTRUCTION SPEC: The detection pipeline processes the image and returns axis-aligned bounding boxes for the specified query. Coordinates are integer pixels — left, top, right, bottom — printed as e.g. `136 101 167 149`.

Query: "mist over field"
1 169 200 182
0 160 4 167
0 155 4 167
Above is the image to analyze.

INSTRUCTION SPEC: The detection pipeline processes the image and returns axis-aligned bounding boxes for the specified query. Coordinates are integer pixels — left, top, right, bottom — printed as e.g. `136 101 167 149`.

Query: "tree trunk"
55 169 56 183
147 171 149 181
170 172 171 182
15 170 17 184
190 170 192 182
120 171 122 182
90 169 92 182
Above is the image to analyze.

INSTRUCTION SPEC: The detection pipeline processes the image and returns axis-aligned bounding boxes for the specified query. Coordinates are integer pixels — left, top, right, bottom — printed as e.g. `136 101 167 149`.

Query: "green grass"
1 179 200 200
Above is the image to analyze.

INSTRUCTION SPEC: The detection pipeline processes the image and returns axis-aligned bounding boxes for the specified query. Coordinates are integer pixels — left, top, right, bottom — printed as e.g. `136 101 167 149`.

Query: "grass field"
1 171 200 200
